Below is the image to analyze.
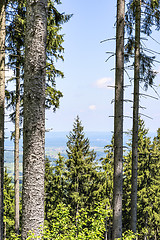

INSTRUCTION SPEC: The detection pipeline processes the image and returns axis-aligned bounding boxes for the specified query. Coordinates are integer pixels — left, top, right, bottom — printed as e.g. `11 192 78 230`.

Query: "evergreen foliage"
125 0 157 90
123 119 160 239
3 169 15 240
3 118 160 239
44 155 66 229
5 0 72 120
148 129 160 239
65 116 100 218
10 203 107 240
101 137 114 240
3 1 160 238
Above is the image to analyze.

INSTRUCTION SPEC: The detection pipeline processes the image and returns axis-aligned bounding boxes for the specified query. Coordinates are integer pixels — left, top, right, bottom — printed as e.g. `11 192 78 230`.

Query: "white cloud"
89 105 96 111
95 77 114 89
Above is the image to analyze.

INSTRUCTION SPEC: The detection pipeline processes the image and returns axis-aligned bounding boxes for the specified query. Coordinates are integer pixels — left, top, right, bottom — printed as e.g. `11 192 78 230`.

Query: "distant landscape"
4 131 112 180
4 130 156 182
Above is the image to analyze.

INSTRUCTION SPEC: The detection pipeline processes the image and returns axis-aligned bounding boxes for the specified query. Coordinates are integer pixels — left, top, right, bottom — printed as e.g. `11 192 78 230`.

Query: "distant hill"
4 130 156 178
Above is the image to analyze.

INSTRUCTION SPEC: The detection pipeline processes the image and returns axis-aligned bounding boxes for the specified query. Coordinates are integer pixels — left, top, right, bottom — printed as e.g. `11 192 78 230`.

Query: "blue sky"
45 0 160 133
6 0 160 133
46 0 117 132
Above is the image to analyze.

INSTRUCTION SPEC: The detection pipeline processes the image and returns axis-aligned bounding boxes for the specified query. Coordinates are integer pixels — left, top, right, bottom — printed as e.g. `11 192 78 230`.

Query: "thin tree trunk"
14 46 20 234
131 0 141 235
0 1 5 239
22 0 47 239
112 0 125 239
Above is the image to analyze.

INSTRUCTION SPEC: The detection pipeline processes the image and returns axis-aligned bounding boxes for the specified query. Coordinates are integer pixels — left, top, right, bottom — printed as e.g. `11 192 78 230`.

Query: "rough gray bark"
14 47 20 234
131 0 141 235
22 0 47 239
112 0 125 239
0 1 5 239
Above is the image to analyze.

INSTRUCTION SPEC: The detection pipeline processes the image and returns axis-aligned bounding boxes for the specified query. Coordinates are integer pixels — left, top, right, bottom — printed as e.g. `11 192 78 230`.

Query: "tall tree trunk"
14 45 20 234
0 1 5 239
22 0 47 239
112 0 125 239
131 0 141 235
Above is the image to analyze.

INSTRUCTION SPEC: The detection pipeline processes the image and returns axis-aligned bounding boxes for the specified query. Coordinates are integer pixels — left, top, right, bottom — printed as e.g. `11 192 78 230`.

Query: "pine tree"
101 137 114 240
131 0 141 234
65 116 98 225
123 119 160 239
124 1 158 235
22 0 47 238
113 0 125 238
6 0 25 233
44 155 66 229
147 129 160 239
3 170 15 240
0 1 6 238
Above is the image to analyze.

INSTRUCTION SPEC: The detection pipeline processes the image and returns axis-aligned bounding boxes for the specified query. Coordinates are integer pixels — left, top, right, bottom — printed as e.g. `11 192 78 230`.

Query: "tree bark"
14 45 20 234
0 1 5 239
22 0 47 239
131 0 141 235
113 0 125 239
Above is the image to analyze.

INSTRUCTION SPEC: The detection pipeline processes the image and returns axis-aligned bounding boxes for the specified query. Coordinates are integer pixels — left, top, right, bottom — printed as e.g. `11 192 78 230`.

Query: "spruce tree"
131 0 141 234
3 170 15 240
147 129 160 239
122 119 160 239
65 116 98 223
101 137 114 240
6 0 25 233
22 0 47 238
44 155 66 229
113 0 125 238
0 1 6 238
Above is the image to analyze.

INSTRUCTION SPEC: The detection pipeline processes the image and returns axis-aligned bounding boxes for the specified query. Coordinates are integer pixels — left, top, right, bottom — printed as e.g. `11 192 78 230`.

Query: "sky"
6 0 160 133
45 0 117 132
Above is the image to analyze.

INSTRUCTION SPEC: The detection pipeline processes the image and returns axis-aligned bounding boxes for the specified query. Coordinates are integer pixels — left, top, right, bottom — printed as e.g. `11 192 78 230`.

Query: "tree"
101 138 114 240
21 0 47 238
113 0 125 239
3 169 15 240
65 116 98 226
5 1 71 235
44 155 66 230
0 1 6 238
6 0 25 234
123 118 160 239
145 129 160 239
131 0 141 235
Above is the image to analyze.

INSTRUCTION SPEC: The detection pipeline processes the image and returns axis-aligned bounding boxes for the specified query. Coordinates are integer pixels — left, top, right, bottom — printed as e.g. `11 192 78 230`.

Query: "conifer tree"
147 129 160 239
101 138 114 240
125 1 158 235
123 119 160 239
22 0 47 238
65 116 98 224
113 0 125 238
0 1 6 238
6 0 25 233
3 170 15 240
131 0 141 234
44 155 66 230
5 1 71 237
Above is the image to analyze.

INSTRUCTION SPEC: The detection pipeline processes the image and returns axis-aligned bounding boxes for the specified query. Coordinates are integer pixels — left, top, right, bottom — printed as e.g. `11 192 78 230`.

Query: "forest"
0 0 160 240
